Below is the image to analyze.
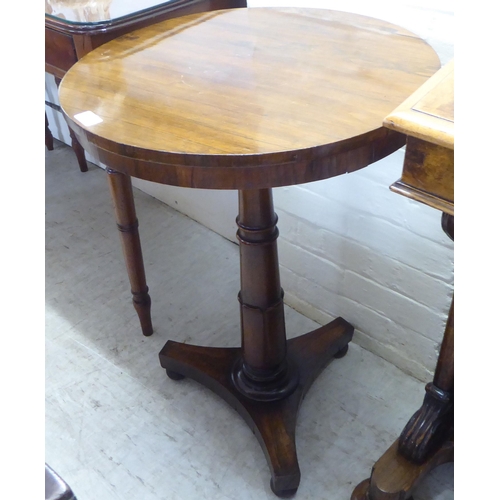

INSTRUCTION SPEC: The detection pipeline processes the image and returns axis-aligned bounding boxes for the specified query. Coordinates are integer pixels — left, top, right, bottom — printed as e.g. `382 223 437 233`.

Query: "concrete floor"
45 140 453 500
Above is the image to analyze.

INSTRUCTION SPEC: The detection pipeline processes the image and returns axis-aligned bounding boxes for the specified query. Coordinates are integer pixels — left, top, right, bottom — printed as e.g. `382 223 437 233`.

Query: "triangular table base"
159 317 353 497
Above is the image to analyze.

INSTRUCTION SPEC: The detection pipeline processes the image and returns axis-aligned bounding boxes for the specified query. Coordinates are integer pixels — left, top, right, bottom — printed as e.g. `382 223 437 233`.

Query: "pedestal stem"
234 189 297 400
159 188 354 496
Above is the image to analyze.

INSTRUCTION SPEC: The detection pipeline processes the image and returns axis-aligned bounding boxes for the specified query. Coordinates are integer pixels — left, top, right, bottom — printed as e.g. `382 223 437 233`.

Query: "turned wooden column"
232 189 298 401
106 168 153 336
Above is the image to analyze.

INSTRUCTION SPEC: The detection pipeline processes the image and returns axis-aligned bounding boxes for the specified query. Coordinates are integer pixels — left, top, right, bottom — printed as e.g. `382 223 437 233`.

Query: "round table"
59 8 440 497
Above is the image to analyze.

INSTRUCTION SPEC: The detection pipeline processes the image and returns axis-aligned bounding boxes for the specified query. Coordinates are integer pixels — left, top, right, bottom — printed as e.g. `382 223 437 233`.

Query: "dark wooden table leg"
107 168 153 336
351 214 454 500
68 127 89 172
159 188 353 497
45 112 54 151
54 77 88 172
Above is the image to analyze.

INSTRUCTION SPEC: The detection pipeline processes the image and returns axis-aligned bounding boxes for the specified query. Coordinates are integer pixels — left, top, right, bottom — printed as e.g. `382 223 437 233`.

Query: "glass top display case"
45 0 190 28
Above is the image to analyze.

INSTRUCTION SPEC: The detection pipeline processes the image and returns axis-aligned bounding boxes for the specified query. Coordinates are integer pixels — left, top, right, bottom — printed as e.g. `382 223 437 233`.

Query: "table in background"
45 0 246 172
352 59 454 500
58 8 440 496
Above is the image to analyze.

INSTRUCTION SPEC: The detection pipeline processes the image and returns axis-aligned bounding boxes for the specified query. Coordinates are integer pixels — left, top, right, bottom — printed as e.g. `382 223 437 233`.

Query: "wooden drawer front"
401 136 454 204
45 29 77 74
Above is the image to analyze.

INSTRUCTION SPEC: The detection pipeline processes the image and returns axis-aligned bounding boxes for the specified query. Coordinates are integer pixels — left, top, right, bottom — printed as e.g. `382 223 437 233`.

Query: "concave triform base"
159 317 353 497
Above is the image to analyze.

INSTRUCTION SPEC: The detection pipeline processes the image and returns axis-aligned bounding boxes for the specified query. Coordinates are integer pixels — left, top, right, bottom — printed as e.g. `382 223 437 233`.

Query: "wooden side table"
45 0 247 172
58 8 440 496
351 60 454 500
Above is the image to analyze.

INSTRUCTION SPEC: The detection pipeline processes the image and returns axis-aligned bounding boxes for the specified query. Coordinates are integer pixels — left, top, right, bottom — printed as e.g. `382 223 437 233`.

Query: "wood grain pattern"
45 29 77 76
46 1 247 75
59 8 441 190
384 59 454 149
397 136 453 203
387 59 454 213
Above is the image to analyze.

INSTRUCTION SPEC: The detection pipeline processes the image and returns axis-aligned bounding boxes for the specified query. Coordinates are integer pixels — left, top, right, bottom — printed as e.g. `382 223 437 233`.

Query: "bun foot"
270 477 299 498
334 344 349 359
350 478 370 499
166 369 185 380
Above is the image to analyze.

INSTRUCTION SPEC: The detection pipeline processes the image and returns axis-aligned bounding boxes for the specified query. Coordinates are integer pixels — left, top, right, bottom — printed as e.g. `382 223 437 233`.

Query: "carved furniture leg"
350 440 454 500
45 112 54 151
159 188 354 497
54 77 88 172
351 214 454 500
107 168 153 336
398 298 453 464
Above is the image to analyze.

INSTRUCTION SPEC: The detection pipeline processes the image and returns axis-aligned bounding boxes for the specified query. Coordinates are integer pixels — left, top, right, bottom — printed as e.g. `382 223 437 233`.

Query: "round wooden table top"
59 8 441 190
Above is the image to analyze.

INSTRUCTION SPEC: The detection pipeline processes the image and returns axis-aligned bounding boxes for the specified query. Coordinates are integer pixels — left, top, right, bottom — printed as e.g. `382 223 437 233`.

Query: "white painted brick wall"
45 0 454 382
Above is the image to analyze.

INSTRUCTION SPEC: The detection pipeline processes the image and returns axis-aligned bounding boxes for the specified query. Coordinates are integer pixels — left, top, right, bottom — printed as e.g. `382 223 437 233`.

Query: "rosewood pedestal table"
58 8 440 496
351 60 454 500
45 0 247 172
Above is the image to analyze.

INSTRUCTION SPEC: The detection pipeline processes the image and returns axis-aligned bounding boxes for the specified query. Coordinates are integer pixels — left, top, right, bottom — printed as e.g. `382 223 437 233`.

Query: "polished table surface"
45 0 246 171
59 8 440 188
352 60 454 500
384 59 454 148
45 0 247 78
59 8 441 497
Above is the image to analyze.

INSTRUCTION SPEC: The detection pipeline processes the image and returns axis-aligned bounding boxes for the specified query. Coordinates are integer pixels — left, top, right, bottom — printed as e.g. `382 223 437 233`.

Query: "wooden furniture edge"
390 180 454 215
384 59 454 149
44 0 246 35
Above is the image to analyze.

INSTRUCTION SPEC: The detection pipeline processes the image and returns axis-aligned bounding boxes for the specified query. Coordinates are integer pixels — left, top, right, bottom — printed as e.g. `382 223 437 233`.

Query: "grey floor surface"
45 140 453 499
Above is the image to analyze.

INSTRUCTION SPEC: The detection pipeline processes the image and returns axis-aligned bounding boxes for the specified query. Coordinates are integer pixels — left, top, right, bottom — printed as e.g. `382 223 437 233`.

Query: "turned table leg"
54 77 88 172
106 168 153 336
159 188 353 497
351 214 454 500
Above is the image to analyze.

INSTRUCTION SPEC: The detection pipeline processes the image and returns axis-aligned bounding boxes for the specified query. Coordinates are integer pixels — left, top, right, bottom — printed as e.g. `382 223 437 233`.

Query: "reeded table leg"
351 214 454 500
159 189 353 496
107 168 153 336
